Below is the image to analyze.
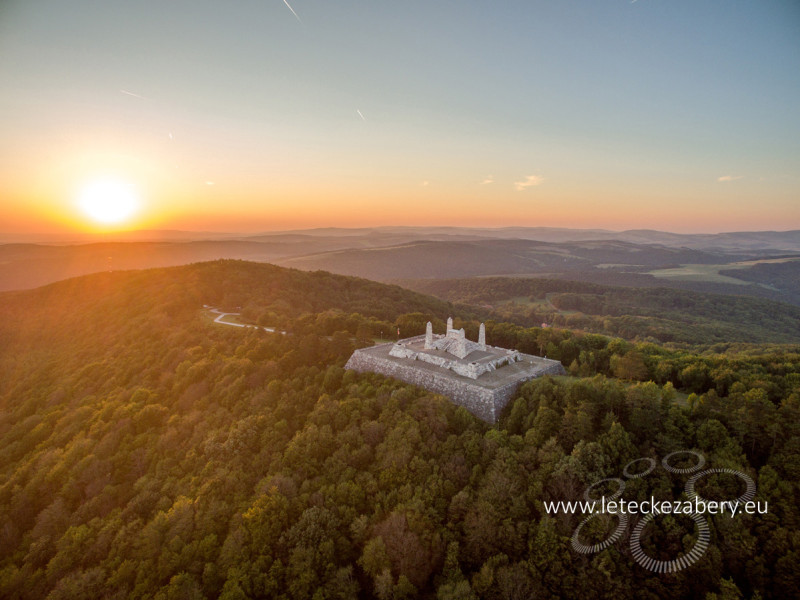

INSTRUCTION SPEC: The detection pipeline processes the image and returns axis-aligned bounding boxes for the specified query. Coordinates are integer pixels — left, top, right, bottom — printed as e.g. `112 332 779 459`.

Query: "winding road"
205 306 282 334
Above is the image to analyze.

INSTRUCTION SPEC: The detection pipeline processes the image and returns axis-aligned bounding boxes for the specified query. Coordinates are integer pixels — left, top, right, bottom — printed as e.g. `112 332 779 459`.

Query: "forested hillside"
720 260 800 306
0 261 798 599
402 277 800 346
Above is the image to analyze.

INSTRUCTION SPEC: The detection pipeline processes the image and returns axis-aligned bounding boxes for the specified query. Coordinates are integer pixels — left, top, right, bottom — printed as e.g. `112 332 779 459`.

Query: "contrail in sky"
120 89 147 100
356 109 366 121
282 0 302 23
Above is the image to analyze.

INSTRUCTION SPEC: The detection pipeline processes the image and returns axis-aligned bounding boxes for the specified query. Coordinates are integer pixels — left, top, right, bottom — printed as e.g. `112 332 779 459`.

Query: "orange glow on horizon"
1 140 797 236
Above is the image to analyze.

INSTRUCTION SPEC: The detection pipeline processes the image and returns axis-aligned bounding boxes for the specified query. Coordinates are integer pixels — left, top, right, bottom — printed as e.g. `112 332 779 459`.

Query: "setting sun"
77 179 140 225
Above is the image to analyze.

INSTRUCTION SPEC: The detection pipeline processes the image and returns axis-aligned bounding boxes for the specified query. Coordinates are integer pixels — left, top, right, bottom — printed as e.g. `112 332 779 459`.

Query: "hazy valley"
3 229 800 310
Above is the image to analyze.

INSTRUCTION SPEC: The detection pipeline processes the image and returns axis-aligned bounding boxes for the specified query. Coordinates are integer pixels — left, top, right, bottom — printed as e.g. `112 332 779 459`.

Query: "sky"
1 0 798 235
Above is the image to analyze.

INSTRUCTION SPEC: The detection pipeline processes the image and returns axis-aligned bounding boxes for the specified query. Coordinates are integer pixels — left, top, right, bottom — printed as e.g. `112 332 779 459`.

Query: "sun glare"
78 179 140 224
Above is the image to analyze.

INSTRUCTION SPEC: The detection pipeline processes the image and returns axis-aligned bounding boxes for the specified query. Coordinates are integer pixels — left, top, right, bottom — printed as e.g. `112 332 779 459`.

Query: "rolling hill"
277 239 741 279
2 229 799 302
0 260 798 599
402 276 800 346
276 238 800 306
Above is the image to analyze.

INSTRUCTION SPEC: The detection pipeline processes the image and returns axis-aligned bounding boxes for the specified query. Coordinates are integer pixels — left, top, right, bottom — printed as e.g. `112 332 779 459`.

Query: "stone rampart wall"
345 350 499 421
345 349 566 423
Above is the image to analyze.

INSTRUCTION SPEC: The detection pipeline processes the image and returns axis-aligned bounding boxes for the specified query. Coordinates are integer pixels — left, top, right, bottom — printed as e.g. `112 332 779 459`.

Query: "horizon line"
3 225 800 238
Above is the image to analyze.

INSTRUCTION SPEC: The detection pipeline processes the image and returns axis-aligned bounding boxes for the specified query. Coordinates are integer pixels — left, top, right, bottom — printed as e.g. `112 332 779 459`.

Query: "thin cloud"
356 109 366 121
480 175 494 185
717 175 744 183
515 175 544 191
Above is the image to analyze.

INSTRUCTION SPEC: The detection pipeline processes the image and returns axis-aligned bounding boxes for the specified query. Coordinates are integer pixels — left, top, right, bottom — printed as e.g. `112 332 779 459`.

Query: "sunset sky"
1 0 798 235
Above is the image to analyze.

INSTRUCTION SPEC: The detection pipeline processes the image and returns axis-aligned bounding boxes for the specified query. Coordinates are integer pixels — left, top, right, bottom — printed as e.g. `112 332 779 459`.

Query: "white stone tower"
424 321 433 349
479 322 486 350
454 329 468 358
447 316 453 331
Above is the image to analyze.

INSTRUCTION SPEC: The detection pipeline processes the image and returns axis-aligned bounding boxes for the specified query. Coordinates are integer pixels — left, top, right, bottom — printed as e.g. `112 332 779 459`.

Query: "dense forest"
403 277 800 346
0 261 798 599
719 261 800 306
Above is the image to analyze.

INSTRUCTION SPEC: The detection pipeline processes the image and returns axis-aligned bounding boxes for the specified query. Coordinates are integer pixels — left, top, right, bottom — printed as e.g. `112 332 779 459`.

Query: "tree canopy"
0 261 797 599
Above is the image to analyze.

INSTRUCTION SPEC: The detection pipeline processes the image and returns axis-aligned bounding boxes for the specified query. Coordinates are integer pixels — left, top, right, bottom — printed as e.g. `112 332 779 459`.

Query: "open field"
730 256 800 267
648 256 800 287
647 264 752 285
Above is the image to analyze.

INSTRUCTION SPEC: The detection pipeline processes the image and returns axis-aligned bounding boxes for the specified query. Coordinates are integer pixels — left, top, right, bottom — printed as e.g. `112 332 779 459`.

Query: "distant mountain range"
3 226 800 251
249 226 800 253
1 228 799 305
